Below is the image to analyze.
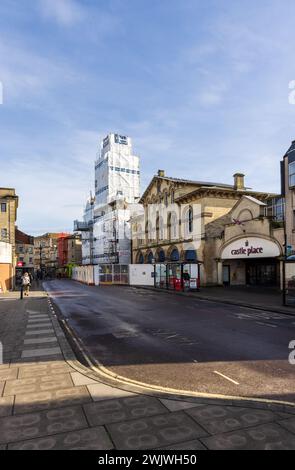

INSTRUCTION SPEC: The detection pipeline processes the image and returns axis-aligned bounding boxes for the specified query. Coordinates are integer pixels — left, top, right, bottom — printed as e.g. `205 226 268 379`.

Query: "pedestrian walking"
21 272 31 297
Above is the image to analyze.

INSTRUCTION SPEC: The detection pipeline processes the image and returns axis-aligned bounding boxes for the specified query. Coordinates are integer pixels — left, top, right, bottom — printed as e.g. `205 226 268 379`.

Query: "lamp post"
283 229 287 306
282 206 287 306
39 243 43 280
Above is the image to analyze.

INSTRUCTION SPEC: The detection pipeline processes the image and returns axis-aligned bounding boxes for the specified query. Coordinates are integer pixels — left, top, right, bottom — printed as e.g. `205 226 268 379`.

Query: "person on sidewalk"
21 272 31 297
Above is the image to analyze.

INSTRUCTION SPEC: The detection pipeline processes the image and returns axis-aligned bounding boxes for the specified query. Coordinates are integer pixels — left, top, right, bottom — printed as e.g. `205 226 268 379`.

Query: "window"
164 192 168 207
289 162 295 187
1 228 7 240
188 207 193 233
171 190 175 204
266 197 285 222
1 203 7 212
168 213 178 240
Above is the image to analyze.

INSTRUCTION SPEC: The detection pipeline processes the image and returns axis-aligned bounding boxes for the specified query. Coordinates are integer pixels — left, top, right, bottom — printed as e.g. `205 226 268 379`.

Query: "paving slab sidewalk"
0 290 295 450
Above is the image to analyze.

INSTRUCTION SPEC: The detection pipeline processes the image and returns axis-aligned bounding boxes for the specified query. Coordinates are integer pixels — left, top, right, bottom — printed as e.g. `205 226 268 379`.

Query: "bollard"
20 286 23 300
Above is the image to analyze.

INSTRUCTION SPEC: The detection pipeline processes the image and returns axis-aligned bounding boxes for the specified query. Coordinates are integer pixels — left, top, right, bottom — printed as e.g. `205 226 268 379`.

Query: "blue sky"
1 0 295 234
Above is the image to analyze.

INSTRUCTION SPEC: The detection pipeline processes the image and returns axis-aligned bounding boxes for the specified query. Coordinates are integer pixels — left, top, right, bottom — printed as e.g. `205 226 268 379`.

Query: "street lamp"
39 243 43 280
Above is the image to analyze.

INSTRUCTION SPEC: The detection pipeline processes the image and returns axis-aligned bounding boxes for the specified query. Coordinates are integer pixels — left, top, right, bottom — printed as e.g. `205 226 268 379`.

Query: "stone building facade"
281 140 295 255
132 171 283 288
0 187 18 291
34 233 61 275
15 228 34 284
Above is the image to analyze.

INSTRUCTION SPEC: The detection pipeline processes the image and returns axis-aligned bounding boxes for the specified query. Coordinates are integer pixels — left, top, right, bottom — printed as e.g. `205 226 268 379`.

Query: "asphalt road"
44 279 295 403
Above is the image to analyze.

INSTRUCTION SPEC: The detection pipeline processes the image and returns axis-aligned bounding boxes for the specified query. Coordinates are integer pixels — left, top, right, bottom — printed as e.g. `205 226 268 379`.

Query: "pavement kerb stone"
130 285 295 317
45 289 295 415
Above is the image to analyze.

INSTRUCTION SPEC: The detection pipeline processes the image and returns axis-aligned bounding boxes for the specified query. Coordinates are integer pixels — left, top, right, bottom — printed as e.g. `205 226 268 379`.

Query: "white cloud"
39 0 85 26
198 90 224 106
0 127 100 235
0 33 80 106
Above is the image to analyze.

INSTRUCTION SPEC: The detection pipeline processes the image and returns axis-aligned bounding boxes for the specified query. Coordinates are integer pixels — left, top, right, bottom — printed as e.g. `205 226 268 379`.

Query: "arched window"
171 212 178 239
138 252 144 264
137 224 143 246
188 206 193 233
170 248 180 262
157 216 164 241
147 252 154 264
185 249 197 262
146 221 152 243
156 214 160 242
157 250 165 262
171 190 175 204
164 192 168 207
184 206 193 237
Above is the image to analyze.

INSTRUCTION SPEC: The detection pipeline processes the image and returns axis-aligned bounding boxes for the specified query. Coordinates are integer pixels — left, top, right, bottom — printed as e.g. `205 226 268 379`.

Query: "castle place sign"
221 237 281 260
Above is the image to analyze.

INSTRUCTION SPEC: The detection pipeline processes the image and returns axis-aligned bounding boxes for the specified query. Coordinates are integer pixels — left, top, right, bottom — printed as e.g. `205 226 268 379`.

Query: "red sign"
17 261 24 267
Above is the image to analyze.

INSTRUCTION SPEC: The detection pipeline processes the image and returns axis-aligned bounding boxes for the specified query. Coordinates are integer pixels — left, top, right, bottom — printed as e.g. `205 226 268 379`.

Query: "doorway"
223 265 230 286
245 260 277 286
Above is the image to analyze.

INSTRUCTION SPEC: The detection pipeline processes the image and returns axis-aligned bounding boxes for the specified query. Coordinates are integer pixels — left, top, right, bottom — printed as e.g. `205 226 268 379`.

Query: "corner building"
132 171 283 288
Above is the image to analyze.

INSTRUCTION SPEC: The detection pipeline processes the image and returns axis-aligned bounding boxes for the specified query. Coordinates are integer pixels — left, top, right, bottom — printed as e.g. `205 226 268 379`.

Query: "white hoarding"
129 264 154 286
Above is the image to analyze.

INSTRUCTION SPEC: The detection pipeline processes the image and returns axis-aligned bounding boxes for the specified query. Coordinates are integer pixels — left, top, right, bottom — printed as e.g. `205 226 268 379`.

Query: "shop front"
154 262 200 291
218 236 282 288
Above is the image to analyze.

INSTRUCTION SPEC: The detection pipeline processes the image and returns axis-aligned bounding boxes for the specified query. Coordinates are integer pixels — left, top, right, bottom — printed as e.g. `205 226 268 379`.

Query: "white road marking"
214 371 239 385
24 337 57 345
25 329 54 335
256 322 277 328
27 318 50 323
28 315 48 320
26 323 52 329
21 347 61 358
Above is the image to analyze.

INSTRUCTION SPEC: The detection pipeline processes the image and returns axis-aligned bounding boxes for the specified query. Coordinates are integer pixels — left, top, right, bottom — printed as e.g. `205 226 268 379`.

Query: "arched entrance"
219 236 282 287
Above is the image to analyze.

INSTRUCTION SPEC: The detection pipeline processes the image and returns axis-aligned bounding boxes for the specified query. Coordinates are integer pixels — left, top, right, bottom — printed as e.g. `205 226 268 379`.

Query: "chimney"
233 173 245 190
158 170 165 177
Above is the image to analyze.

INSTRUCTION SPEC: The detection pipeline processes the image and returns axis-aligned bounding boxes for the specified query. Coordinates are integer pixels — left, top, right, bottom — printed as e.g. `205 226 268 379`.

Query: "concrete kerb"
43 292 295 415
130 285 295 317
